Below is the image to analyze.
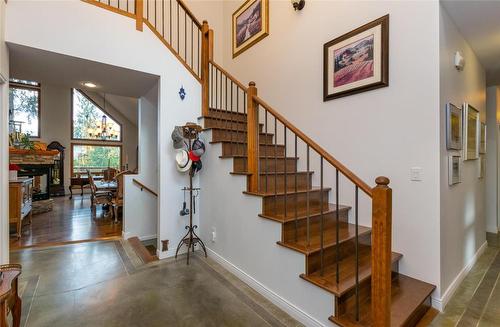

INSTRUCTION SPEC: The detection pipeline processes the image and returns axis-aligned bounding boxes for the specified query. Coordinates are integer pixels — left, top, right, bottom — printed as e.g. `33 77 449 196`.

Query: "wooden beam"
246 82 259 193
371 176 392 327
135 0 144 31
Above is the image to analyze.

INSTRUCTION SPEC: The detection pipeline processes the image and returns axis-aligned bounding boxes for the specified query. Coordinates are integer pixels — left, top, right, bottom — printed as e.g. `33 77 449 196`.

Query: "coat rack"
175 123 207 265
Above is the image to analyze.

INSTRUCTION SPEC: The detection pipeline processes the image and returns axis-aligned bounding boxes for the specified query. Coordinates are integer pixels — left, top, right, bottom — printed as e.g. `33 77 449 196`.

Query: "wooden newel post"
371 176 392 327
201 20 213 117
135 0 144 31
247 82 259 193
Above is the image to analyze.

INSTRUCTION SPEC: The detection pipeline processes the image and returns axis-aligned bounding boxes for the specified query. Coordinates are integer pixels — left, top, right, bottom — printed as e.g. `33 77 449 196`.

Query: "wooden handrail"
209 60 249 93
82 0 136 19
177 0 202 29
133 179 158 197
251 94 373 197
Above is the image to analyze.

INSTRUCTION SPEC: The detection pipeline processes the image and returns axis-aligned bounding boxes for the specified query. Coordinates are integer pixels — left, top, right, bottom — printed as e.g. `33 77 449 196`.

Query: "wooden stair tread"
300 249 401 296
259 203 350 222
128 237 159 263
279 222 371 255
329 273 435 327
244 186 331 197
220 155 299 159
231 171 313 176
211 140 284 146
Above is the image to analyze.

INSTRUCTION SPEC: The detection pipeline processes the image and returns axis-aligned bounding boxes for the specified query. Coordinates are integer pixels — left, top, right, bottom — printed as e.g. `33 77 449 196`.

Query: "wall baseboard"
206 247 327 327
432 241 488 311
138 234 156 241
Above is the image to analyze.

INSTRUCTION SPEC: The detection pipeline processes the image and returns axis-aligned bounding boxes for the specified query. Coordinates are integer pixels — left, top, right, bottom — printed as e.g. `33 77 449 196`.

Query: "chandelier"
86 94 119 140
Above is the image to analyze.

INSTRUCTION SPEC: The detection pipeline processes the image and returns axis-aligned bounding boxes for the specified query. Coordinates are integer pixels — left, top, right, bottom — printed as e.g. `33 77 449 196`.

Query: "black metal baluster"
162 0 165 38
294 134 298 242
215 69 218 112
355 185 359 321
147 0 149 21
236 88 240 157
265 110 268 193
184 11 187 61
274 117 277 212
320 156 324 276
154 0 157 29
177 1 179 52
230 81 234 151
336 169 340 284
191 21 193 69
169 0 172 44
306 145 310 246
284 126 287 219
225 75 228 135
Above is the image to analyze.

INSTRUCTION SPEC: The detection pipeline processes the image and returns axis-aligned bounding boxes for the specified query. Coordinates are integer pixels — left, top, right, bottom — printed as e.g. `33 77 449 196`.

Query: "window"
9 79 41 137
71 144 121 176
72 89 121 141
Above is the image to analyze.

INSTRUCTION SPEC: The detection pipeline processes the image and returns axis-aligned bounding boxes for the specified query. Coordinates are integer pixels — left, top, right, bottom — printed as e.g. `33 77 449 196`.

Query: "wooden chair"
0 264 22 327
111 170 132 224
103 168 118 182
87 170 113 218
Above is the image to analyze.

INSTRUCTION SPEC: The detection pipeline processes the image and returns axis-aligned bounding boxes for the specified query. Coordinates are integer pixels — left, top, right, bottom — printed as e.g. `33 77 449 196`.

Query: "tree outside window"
72 144 121 175
9 79 41 138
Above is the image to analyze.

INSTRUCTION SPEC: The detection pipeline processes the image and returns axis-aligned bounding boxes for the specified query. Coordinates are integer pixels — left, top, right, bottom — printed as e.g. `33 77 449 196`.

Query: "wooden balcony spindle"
201 20 213 117
135 0 144 31
371 176 392 327
247 82 259 193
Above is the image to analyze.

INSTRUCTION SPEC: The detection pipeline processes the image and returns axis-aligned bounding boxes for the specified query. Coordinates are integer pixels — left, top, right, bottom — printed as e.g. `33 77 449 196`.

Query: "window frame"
9 80 42 138
70 142 123 177
70 88 123 143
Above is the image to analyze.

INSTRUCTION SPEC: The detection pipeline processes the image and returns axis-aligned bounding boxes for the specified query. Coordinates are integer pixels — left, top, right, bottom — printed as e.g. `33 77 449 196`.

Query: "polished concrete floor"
10 241 301 327
10 196 122 249
430 234 500 327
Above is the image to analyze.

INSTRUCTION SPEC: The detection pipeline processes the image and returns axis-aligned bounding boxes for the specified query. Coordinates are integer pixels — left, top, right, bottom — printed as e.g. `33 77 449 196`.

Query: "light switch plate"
410 167 423 181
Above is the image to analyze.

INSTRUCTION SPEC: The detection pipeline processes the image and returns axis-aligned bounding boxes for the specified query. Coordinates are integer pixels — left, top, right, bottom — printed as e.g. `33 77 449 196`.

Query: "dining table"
95 180 118 192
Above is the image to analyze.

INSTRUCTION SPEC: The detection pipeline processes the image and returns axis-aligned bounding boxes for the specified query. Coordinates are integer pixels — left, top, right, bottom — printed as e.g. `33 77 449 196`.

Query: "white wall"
5 0 201 259
0 0 9 264
123 82 158 241
439 5 487 307
486 86 500 234
23 83 138 194
211 0 442 295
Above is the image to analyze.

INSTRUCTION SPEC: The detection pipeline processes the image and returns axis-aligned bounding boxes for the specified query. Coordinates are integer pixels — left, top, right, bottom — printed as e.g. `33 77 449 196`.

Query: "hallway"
431 235 500 326
10 241 301 327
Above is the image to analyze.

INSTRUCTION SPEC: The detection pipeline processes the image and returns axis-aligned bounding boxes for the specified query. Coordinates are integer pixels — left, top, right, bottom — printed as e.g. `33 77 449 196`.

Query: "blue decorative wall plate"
179 86 186 100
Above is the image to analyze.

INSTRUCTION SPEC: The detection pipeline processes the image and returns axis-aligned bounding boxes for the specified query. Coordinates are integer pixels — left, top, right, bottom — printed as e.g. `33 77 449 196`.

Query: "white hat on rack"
175 149 192 173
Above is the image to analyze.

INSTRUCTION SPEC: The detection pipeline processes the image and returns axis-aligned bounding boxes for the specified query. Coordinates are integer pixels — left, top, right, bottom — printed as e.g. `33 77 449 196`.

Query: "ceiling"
8 43 159 97
441 1 500 86
86 92 139 126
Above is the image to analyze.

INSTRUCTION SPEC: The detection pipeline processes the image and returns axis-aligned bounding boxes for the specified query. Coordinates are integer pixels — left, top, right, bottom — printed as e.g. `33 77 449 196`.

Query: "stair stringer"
199 130 335 327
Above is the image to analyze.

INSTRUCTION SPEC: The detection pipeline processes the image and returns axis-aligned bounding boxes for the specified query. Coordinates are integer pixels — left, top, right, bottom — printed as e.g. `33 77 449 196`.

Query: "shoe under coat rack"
175 123 208 265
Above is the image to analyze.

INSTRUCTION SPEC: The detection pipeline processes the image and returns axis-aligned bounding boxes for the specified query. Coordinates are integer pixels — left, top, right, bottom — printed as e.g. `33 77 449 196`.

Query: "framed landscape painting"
446 103 462 150
448 155 461 186
479 122 486 154
324 15 389 101
463 103 479 160
232 0 269 58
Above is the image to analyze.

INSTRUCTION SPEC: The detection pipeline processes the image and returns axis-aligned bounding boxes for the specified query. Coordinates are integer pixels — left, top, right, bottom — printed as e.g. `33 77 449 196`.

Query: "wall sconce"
291 0 305 11
454 51 465 71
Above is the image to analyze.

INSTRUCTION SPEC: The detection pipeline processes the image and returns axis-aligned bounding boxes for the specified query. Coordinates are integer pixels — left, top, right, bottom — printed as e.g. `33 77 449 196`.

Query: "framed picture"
232 0 269 58
449 155 461 185
478 154 486 179
480 122 486 154
323 15 389 101
463 103 479 160
446 103 462 150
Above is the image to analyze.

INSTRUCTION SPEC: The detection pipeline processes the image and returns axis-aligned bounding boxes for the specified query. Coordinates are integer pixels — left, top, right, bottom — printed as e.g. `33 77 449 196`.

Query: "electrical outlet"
212 227 216 242
410 167 423 181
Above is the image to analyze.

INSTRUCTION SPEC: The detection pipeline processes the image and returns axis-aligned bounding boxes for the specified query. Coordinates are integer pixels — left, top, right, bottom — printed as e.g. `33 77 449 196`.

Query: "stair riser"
282 209 349 243
233 157 298 173
306 235 371 275
203 118 263 133
211 129 274 144
207 110 247 122
221 143 285 157
258 173 312 193
263 190 330 216
335 268 399 317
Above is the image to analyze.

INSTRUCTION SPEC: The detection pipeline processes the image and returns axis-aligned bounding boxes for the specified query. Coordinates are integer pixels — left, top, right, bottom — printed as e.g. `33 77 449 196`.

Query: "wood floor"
9 195 122 249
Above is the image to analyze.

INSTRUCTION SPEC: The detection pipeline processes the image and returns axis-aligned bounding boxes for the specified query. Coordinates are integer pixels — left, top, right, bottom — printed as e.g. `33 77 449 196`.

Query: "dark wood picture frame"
323 15 389 101
232 0 269 58
70 88 123 143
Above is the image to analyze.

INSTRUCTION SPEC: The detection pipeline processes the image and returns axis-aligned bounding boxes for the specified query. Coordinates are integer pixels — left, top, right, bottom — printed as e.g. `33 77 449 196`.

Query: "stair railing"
82 1 393 324
132 178 158 197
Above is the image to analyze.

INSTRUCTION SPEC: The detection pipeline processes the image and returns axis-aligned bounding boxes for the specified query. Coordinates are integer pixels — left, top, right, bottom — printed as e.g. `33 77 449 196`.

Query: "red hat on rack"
188 150 201 162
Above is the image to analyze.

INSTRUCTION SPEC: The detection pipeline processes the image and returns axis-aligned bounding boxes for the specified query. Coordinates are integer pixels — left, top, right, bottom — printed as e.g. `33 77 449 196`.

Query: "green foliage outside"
73 89 101 139
9 86 39 136
73 145 121 174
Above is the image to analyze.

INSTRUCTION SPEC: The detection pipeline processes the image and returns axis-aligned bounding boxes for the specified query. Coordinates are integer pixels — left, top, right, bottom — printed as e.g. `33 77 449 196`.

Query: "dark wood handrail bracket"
133 179 158 197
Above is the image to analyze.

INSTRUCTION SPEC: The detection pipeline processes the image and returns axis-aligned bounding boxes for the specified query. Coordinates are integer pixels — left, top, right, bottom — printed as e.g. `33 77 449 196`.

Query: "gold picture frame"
232 0 269 58
463 103 479 160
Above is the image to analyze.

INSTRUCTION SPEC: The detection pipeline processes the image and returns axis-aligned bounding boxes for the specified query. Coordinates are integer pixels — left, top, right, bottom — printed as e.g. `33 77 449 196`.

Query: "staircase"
84 0 436 325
